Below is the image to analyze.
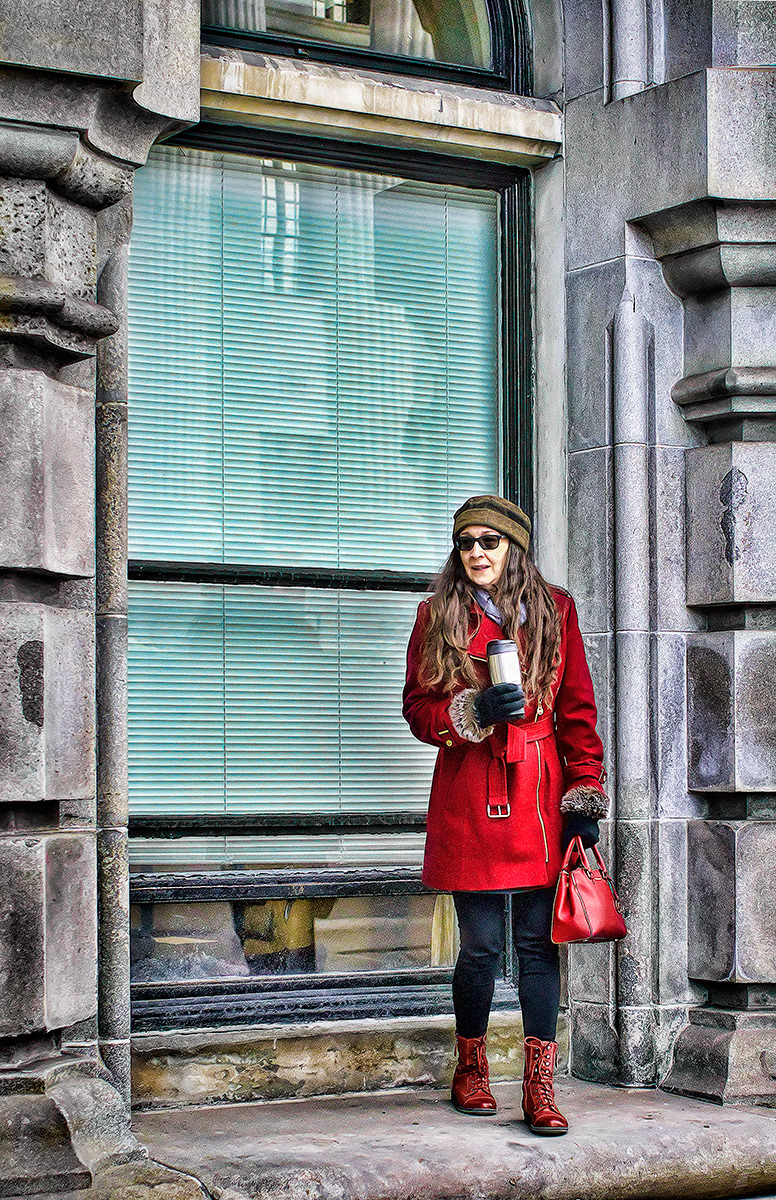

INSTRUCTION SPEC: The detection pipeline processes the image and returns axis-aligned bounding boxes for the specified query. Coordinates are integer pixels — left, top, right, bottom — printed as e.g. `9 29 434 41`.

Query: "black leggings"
452 888 560 1042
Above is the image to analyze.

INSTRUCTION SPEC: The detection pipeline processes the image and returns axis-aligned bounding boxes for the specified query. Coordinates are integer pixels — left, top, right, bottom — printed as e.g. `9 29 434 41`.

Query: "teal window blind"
127 145 500 831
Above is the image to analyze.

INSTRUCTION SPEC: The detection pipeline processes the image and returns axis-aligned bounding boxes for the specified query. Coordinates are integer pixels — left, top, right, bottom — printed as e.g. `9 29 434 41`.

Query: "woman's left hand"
561 816 600 852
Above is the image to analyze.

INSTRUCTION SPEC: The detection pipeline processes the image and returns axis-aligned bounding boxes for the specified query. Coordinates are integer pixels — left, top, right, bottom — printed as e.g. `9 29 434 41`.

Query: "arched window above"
202 0 528 89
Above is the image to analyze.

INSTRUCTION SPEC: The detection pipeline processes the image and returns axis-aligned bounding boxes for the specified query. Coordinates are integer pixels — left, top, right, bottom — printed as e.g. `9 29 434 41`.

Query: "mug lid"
487 639 518 655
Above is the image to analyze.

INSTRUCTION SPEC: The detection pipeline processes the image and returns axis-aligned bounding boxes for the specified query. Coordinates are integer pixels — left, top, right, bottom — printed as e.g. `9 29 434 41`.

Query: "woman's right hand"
474 682 526 726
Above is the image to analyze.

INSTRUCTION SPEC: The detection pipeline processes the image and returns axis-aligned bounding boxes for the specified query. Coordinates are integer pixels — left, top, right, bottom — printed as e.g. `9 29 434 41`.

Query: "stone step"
0 1095 90 1198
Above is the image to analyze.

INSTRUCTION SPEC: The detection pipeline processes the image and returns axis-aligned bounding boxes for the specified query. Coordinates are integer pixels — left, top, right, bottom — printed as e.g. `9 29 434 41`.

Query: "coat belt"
487 714 555 816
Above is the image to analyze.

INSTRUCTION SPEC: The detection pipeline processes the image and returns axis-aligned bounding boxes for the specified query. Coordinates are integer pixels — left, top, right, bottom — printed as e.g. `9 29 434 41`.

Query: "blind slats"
128 147 499 570
127 147 501 832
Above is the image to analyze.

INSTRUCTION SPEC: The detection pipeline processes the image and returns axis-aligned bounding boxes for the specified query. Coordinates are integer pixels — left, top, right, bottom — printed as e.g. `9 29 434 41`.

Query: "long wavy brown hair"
418 541 562 704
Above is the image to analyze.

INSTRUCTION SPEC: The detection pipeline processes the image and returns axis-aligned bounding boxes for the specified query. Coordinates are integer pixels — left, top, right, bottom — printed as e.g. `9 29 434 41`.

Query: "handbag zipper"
535 741 549 862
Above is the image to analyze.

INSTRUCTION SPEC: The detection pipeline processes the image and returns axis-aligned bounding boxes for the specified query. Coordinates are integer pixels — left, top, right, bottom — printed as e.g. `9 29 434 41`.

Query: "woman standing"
403 495 608 1135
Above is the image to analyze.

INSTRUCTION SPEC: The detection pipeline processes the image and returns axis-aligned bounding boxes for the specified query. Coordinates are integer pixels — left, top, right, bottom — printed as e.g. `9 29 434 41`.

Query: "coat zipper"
535 741 549 862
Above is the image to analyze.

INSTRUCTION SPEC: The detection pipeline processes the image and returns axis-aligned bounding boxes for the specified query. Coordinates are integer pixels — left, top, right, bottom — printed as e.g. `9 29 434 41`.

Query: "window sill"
199 48 562 166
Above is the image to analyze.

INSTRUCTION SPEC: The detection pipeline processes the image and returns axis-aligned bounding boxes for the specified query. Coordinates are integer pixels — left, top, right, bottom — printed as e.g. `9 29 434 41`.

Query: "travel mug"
487 639 522 687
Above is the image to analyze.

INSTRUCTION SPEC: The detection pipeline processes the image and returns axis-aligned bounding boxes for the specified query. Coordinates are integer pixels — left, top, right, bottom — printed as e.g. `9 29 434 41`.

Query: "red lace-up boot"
522 1036 568 1135
451 1034 498 1115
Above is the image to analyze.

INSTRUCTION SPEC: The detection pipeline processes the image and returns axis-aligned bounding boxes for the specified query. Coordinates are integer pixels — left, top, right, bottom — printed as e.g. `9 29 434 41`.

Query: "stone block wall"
0 3 200 1194
556 0 776 1093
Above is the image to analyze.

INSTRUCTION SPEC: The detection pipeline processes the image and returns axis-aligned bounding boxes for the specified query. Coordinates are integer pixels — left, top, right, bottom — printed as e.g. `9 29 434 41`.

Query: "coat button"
445 739 453 747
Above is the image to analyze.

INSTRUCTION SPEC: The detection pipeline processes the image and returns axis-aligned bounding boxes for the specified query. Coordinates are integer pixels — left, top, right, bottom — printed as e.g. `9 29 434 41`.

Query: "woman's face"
458 524 511 592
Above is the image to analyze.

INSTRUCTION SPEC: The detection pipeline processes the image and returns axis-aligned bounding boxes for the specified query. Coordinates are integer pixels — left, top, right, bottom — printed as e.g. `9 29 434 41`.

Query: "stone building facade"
0 0 775 1194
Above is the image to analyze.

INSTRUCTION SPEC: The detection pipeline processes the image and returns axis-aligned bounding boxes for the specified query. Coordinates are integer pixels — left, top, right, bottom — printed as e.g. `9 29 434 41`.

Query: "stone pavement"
133 1078 776 1200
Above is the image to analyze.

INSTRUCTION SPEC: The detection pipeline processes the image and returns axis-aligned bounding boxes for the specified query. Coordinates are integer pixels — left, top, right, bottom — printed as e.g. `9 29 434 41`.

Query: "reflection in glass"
202 0 492 67
128 147 499 572
130 892 459 981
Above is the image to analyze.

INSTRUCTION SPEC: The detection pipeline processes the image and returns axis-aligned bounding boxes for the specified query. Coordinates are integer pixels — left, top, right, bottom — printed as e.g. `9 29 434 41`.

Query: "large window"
202 0 492 68
199 0 529 90
127 135 528 1028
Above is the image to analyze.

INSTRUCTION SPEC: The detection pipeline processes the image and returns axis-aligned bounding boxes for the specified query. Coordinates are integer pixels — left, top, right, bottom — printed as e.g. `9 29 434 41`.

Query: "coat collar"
467 602 504 661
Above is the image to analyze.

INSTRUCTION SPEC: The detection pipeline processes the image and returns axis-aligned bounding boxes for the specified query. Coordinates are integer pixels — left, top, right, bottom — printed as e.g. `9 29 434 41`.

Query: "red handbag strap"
560 835 589 871
562 837 613 880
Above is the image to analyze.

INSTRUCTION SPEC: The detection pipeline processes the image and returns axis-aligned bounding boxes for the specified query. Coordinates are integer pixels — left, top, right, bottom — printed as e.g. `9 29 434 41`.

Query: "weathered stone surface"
735 633 776 789
569 1000 618 1084
566 258 622 453
47 1075 143 1174
665 1006 776 1105
567 447 613 635
687 632 735 790
133 1077 776 1200
133 0 201 125
716 0 776 66
653 449 702 633
737 822 776 980
0 604 95 803
663 0 712 82
0 370 94 576
0 837 46 1035
568 940 613 1006
566 72 776 273
687 630 776 792
616 1004 657 1086
131 1011 543 1108
657 819 696 1004
581 633 614 785
0 0 142 82
615 820 653 1005
684 286 776 381
0 176 100 288
97 830 130 1044
45 607 96 801
562 0 604 100
95 399 128 617
96 616 127 828
613 632 651 817
707 69 776 201
0 835 96 1036
0 1093 91 1196
45 836 97 1029
100 1040 132 1109
79 1158 211 1199
687 820 738 981
565 73 708 271
687 820 776 983
655 635 704 818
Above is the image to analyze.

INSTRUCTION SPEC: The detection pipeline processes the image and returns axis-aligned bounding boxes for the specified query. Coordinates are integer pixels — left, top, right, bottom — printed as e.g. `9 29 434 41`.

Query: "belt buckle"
487 802 511 819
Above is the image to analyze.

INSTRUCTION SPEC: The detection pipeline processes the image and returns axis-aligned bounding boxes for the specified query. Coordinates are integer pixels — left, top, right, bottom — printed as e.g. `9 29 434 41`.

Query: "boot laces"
529 1044 560 1113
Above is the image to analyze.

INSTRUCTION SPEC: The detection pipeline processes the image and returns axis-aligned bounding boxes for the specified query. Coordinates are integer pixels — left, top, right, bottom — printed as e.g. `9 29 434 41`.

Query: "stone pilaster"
0 1 203 1193
643 196 776 1104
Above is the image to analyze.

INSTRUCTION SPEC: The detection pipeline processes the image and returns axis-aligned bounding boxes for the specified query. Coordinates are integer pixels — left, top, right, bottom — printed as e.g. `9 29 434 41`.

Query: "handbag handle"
561 836 617 885
560 834 591 872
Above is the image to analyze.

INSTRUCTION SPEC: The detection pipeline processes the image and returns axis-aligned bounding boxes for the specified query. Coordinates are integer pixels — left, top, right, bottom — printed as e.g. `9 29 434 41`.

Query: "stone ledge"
200 51 562 165
132 1011 569 1108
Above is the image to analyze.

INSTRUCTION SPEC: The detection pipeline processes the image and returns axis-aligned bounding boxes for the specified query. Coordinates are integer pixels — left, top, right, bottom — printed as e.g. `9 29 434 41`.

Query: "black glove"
474 682 525 727
561 815 600 853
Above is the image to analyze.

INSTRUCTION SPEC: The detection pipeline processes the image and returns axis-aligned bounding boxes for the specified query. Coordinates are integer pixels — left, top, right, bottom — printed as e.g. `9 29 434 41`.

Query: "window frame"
201 0 531 93
127 119 532 1026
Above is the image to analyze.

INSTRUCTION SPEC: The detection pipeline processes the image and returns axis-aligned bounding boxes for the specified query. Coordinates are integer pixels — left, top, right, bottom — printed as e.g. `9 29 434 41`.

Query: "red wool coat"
402 588 607 892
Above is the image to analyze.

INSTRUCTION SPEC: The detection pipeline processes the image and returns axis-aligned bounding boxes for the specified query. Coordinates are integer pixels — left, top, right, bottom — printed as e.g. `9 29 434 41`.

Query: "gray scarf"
474 587 526 628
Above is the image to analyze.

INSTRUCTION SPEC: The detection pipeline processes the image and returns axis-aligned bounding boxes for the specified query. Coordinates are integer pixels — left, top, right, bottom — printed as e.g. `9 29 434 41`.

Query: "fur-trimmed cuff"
560 784 609 820
449 689 494 743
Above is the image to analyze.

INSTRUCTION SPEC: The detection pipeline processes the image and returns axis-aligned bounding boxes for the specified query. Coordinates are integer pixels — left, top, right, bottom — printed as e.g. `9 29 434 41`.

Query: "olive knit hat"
452 495 531 552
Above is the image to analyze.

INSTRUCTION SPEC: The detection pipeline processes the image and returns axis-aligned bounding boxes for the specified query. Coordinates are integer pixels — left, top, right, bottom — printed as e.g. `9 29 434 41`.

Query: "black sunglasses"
454 533 506 552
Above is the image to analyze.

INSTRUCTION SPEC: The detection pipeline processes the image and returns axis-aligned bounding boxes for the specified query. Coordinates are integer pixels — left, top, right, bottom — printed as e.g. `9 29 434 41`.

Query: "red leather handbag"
551 836 627 944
